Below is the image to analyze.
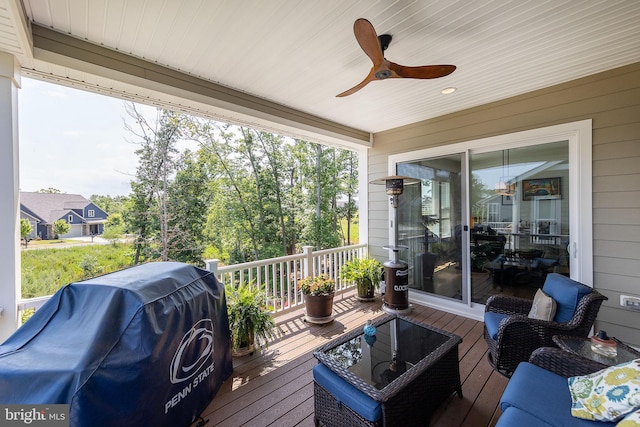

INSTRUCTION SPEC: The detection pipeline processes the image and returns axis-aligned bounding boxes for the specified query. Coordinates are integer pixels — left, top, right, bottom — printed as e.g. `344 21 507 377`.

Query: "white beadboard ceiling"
5 0 640 137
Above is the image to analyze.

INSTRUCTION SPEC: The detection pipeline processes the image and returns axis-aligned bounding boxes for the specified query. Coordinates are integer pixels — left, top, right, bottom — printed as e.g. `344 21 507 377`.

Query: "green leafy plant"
299 274 335 296
339 256 382 296
225 281 279 352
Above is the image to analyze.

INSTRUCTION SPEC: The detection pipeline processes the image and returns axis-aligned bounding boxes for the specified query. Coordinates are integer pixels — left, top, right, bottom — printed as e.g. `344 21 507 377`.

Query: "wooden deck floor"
199 290 509 427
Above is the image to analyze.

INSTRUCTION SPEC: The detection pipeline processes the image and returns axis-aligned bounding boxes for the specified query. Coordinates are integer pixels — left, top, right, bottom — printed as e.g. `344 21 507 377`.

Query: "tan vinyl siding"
369 61 640 346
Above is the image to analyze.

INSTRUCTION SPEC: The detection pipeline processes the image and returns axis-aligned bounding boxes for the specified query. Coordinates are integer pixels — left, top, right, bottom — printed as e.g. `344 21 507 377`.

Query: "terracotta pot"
303 293 334 324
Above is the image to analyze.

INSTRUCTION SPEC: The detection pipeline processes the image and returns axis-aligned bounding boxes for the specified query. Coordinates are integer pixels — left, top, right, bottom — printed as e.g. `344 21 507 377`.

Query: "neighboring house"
19 192 109 240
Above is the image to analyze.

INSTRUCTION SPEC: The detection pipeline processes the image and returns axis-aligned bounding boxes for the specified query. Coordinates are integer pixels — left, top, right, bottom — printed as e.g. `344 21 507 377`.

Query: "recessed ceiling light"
441 87 457 95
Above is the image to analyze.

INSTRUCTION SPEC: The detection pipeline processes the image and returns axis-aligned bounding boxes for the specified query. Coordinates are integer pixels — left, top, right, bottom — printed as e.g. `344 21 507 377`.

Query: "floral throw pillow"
617 409 640 426
568 359 640 421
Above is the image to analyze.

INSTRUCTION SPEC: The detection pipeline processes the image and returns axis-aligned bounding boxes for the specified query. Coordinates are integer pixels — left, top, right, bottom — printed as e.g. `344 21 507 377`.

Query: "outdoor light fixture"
441 87 457 94
495 149 515 196
384 178 405 195
371 175 420 208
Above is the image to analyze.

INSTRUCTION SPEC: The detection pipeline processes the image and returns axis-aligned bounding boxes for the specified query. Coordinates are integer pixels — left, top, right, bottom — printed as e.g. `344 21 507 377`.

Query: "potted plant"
300 274 335 324
339 256 383 301
225 281 279 356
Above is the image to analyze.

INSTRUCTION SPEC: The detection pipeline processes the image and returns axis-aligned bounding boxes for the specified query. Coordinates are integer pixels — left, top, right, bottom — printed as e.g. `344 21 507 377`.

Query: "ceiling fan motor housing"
378 34 392 51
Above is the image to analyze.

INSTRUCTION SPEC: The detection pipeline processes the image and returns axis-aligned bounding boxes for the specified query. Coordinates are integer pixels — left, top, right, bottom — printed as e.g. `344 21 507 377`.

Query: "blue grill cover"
0 262 233 427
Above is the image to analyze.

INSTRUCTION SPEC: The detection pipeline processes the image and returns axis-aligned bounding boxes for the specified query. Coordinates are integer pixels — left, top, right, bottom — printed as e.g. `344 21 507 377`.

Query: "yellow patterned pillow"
618 409 640 426
568 359 640 421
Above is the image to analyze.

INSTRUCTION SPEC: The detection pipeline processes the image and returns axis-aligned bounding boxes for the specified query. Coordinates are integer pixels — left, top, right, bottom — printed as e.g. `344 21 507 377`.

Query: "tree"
126 105 359 266
187 120 262 262
125 103 211 265
125 104 180 263
20 218 32 247
103 213 125 244
296 141 343 249
52 219 70 239
37 187 61 194
336 150 359 245
165 150 210 265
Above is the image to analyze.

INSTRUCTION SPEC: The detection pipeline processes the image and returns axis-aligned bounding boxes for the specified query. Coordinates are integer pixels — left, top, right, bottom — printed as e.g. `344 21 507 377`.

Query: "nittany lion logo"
170 319 214 384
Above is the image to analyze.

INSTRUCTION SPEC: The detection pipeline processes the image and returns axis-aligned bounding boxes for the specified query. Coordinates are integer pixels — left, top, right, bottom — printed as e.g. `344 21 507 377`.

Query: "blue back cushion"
542 273 592 323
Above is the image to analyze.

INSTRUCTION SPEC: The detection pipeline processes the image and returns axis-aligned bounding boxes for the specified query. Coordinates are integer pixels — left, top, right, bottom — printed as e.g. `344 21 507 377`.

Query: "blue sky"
19 78 151 197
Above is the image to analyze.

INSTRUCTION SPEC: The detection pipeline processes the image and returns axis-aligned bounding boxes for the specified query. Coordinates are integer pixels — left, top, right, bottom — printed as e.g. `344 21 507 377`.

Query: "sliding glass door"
468 141 569 303
397 154 465 302
388 120 592 316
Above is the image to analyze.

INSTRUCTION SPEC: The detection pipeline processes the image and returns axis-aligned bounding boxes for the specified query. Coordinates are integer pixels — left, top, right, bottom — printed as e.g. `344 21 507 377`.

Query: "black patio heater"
371 175 419 314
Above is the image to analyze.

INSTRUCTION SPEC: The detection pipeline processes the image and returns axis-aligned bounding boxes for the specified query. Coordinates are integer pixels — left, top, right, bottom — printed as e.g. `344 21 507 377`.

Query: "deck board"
199 290 508 426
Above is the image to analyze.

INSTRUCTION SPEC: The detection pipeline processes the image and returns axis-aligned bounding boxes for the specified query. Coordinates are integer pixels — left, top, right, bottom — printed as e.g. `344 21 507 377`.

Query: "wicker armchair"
483 274 607 377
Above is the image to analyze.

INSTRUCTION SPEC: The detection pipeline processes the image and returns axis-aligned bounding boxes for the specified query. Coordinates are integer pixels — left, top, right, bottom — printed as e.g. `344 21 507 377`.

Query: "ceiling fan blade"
388 62 456 79
336 67 378 97
353 18 384 67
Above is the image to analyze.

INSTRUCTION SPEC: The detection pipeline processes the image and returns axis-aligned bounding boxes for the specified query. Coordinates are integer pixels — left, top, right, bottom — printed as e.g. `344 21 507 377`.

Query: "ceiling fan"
337 18 456 97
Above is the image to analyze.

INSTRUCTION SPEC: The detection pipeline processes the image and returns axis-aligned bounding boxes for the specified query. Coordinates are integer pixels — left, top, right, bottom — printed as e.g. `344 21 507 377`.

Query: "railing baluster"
17 244 368 321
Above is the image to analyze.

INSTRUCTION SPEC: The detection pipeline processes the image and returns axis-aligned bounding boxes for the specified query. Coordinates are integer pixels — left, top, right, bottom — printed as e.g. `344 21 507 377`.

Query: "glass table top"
554 335 640 367
320 317 451 390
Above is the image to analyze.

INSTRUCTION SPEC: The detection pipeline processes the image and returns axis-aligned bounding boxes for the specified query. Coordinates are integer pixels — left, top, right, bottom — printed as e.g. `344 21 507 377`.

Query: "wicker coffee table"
313 314 462 427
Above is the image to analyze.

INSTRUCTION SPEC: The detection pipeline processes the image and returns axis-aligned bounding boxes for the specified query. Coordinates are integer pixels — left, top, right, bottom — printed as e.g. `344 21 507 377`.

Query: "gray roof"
19 192 91 224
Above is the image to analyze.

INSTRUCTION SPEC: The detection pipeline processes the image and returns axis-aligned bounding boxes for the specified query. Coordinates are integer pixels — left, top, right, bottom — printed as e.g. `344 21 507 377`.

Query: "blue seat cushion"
496 406 554 427
500 362 614 426
313 363 382 422
542 273 592 323
484 312 509 340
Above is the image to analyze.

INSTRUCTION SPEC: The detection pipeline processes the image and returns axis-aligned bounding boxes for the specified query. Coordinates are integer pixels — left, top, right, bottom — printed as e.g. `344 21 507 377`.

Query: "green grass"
21 243 135 298
340 218 359 245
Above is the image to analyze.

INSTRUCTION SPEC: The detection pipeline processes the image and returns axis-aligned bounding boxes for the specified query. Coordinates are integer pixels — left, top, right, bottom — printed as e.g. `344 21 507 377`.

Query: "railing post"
302 246 314 278
204 259 219 276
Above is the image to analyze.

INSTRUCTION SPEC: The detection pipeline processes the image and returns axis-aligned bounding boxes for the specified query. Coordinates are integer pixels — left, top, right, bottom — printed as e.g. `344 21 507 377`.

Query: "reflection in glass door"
469 141 569 303
396 154 465 302
394 140 571 307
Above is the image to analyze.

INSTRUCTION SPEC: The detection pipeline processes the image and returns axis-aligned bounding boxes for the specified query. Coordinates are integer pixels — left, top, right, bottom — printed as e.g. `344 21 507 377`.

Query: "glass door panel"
469 141 569 303
397 154 464 302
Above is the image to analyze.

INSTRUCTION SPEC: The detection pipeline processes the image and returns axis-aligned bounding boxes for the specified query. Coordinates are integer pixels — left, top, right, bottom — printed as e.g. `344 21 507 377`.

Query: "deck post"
0 52 22 342
302 245 314 278
205 259 220 276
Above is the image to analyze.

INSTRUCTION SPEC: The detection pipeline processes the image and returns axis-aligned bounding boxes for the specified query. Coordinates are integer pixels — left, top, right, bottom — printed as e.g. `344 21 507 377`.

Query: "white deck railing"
16 243 368 320
206 244 367 314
